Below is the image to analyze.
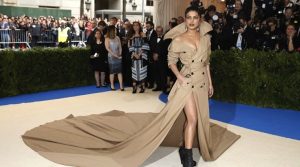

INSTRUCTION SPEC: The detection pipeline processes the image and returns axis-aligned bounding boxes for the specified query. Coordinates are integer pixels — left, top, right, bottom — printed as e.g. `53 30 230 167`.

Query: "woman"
279 24 300 52
90 29 108 88
168 5 215 166
105 25 124 91
22 4 240 167
128 21 150 93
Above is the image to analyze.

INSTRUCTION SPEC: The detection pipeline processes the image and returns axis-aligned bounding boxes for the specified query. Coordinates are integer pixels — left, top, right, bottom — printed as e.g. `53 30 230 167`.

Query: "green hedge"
0 48 94 97
0 48 299 111
210 49 300 111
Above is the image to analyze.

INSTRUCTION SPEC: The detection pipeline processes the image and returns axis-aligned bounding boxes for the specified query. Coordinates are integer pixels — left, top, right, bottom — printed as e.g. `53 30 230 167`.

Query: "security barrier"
0 29 87 49
0 29 31 48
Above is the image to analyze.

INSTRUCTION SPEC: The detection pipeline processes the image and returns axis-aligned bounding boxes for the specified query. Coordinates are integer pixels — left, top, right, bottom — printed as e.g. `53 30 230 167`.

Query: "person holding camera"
261 17 282 50
232 15 256 50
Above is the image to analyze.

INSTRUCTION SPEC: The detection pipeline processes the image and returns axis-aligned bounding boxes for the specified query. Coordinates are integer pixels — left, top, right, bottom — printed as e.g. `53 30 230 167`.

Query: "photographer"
279 7 295 32
226 0 245 26
205 5 222 50
254 0 275 20
232 15 256 50
261 17 282 50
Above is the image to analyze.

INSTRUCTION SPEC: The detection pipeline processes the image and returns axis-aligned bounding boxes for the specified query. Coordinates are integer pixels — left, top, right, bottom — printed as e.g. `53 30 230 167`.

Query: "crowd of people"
207 0 300 52
1 0 300 93
0 14 119 48
87 0 300 93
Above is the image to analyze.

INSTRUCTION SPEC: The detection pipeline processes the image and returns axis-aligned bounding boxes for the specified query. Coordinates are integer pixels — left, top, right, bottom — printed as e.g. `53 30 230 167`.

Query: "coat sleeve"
204 35 211 66
167 40 180 66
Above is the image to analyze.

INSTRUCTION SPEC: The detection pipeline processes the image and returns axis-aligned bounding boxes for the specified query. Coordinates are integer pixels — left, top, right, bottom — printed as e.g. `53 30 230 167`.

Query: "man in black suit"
152 26 165 91
232 15 256 49
119 20 132 86
109 17 120 37
145 21 158 89
86 21 108 46
241 0 254 19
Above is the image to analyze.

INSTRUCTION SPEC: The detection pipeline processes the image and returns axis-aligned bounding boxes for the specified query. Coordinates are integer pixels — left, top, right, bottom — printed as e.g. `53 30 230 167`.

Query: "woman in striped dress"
128 22 150 93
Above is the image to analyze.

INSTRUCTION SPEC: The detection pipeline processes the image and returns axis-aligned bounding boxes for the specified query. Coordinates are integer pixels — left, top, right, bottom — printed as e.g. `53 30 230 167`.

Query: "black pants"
153 59 166 90
121 45 132 86
31 36 39 47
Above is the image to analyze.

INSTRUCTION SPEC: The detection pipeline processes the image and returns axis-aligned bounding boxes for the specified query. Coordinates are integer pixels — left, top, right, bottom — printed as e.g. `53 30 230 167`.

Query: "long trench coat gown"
22 21 240 167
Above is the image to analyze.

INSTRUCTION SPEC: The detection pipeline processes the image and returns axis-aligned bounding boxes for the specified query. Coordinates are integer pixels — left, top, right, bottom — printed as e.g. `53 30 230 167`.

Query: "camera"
227 4 236 14
211 15 224 31
233 21 243 33
226 0 236 14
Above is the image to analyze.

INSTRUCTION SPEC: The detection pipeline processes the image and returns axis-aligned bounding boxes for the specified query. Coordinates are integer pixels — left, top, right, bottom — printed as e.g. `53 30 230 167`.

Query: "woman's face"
95 31 101 39
185 11 200 30
286 25 296 37
133 23 140 32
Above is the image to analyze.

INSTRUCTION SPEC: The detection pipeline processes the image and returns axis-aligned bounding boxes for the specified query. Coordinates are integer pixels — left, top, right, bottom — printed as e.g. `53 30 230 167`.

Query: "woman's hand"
208 84 214 98
177 74 187 86
134 54 140 59
113 53 121 59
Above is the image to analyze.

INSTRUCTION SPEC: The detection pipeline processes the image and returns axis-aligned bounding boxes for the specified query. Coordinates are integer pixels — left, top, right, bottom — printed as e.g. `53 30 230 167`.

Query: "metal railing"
0 29 31 48
0 29 87 49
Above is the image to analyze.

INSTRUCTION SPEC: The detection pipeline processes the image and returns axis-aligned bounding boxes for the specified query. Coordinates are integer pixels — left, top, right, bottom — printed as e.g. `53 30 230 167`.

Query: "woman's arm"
288 36 295 52
169 64 186 85
168 37 186 85
206 64 214 97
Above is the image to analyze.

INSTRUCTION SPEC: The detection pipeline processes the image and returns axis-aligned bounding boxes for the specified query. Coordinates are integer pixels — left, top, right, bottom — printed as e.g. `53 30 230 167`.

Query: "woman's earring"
196 27 200 32
185 25 187 31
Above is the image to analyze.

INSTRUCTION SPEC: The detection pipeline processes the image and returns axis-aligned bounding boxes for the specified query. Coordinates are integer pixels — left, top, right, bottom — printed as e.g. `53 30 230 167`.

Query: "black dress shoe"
96 86 101 88
120 88 125 91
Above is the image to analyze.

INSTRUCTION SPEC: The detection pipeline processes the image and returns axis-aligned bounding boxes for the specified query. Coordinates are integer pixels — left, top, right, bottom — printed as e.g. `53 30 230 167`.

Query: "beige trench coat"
22 21 240 167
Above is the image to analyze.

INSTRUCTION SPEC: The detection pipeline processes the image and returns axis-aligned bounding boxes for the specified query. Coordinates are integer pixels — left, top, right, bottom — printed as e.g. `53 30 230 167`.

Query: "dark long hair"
94 29 103 42
185 0 205 17
129 21 143 38
106 25 116 39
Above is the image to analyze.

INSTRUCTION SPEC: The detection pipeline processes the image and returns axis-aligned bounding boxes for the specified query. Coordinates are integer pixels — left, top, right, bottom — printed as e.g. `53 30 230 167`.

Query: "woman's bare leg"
109 74 115 89
117 73 124 89
100 72 106 86
94 71 100 87
184 93 197 149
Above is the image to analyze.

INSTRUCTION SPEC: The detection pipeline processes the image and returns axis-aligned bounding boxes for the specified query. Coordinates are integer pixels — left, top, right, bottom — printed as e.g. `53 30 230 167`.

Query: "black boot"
179 146 197 166
182 148 196 167
139 84 145 93
132 85 137 94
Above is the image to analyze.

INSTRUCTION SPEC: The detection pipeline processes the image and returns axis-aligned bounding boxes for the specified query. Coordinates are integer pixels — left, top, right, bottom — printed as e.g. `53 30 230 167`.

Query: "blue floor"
0 86 299 140
0 85 112 106
159 93 300 140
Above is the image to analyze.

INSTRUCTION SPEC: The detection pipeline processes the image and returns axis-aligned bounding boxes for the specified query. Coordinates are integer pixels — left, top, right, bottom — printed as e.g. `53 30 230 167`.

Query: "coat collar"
164 21 212 40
